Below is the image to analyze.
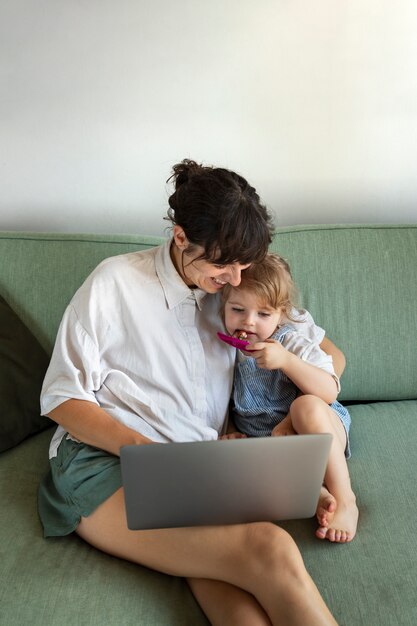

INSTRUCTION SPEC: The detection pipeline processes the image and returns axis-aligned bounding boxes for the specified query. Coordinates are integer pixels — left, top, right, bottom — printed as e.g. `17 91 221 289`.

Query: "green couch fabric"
1 401 415 625
0 231 164 351
282 400 417 626
269 225 417 402
0 432 207 626
0 226 416 625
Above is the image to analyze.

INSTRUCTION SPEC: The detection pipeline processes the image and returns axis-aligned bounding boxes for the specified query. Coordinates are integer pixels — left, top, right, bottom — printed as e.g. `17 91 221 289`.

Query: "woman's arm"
219 415 247 440
48 399 153 457
319 337 346 378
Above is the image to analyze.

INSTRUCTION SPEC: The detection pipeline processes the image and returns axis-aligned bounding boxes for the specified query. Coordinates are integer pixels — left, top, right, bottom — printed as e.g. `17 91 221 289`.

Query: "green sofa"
1 225 416 625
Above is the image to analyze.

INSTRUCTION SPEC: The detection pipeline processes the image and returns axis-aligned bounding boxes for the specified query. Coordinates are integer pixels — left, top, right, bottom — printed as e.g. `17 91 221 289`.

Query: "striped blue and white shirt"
232 322 351 456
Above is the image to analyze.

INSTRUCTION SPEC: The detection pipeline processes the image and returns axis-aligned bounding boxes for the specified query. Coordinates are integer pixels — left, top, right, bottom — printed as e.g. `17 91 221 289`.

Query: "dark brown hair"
166 159 274 265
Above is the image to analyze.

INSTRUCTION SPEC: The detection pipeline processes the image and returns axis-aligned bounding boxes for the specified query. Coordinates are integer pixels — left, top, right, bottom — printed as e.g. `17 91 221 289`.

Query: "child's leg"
287 395 358 543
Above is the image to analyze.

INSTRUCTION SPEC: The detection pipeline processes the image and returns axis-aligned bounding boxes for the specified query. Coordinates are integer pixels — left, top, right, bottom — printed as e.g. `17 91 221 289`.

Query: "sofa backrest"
1 225 416 403
0 231 164 353
269 224 417 402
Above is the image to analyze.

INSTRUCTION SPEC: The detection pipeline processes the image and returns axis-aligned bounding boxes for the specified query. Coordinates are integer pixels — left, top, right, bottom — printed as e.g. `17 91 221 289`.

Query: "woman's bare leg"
289 395 359 542
188 578 271 626
76 487 337 625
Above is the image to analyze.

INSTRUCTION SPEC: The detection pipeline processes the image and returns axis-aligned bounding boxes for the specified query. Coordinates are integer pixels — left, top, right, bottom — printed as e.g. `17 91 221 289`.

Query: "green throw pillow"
0 295 52 452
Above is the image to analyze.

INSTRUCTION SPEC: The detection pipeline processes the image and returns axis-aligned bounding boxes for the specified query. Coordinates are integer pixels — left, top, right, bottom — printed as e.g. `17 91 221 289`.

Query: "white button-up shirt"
42 239 325 459
42 239 236 457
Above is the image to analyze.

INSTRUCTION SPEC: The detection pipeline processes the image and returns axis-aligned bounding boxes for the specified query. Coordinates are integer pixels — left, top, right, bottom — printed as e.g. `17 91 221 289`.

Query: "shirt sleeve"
40 304 102 416
281 329 341 393
289 308 326 344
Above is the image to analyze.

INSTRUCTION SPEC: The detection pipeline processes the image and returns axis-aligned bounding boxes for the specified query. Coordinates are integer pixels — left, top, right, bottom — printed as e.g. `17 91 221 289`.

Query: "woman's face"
172 227 251 293
181 250 251 293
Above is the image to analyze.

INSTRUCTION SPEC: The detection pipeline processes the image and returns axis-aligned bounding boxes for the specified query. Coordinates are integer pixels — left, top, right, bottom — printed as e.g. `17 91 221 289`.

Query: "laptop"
120 434 332 530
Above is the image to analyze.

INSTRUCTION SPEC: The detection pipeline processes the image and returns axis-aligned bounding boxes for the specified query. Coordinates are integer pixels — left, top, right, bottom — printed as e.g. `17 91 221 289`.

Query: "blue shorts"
330 400 352 459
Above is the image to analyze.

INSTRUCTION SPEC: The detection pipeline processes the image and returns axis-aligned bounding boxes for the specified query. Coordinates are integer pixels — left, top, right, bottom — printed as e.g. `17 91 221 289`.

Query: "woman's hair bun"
168 159 206 190
165 157 274 266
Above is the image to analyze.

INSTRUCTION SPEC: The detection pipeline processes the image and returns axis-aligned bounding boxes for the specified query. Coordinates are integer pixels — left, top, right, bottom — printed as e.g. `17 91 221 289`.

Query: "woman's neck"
170 240 196 288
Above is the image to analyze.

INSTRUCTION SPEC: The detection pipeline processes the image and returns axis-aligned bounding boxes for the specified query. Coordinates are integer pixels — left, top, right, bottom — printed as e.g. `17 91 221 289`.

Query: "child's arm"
290 309 346 377
247 340 339 404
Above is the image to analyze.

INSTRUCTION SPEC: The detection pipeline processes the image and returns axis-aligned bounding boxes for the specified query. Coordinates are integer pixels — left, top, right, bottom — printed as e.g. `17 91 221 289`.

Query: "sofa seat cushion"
0 429 208 626
281 399 417 626
1 401 416 625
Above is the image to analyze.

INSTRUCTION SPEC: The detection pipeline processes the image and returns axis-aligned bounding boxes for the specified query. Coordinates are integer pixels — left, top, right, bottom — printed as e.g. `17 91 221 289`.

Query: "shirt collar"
155 239 207 310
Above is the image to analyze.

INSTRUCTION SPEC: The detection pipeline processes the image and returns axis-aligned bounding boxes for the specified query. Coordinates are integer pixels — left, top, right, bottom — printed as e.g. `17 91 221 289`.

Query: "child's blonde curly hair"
221 253 299 321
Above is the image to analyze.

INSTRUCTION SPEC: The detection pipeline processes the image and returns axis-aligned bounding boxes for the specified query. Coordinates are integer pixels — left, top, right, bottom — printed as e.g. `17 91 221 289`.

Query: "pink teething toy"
217 331 250 350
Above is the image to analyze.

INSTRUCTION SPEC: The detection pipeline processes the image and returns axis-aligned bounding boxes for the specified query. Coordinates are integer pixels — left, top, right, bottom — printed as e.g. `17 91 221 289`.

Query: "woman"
39 159 341 625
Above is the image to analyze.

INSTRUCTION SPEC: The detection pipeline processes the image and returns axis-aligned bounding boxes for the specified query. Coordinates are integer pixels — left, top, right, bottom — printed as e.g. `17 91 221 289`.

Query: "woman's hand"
320 336 346 378
219 432 247 440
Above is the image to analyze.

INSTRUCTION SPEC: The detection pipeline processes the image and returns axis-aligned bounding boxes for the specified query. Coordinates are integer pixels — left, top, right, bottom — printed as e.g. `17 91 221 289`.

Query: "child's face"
224 288 282 344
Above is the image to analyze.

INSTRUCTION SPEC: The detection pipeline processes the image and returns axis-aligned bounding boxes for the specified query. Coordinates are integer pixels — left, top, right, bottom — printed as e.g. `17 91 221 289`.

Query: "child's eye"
259 312 271 317
232 307 244 313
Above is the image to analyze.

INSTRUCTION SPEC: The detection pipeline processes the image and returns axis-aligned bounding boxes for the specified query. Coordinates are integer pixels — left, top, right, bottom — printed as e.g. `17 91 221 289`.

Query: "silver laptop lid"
121 434 332 530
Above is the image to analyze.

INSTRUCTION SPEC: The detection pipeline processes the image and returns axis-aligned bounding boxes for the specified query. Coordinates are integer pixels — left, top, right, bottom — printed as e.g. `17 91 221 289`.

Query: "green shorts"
38 436 122 537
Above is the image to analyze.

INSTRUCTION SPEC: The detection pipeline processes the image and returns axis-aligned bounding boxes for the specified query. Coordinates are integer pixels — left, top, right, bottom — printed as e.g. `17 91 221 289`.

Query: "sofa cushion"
0 431 208 625
0 295 52 452
0 232 165 351
270 225 417 402
1 227 415 403
1 401 416 625
280 399 417 626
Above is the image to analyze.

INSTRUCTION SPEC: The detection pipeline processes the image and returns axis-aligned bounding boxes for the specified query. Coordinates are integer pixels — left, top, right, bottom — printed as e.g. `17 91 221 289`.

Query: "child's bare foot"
316 495 359 543
316 486 337 528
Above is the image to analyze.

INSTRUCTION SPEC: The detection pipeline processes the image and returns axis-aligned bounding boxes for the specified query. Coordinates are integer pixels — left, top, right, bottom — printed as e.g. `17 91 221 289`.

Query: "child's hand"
245 339 289 370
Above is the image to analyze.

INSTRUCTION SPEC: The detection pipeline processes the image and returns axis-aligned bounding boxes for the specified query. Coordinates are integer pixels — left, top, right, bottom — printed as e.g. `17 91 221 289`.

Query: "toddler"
221 254 359 543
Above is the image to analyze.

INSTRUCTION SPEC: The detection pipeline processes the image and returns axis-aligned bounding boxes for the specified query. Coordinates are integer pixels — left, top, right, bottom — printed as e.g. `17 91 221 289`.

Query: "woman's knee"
243 522 305 576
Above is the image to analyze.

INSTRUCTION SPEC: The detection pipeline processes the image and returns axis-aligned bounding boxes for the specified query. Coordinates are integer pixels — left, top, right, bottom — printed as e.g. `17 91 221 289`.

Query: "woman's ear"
173 225 189 250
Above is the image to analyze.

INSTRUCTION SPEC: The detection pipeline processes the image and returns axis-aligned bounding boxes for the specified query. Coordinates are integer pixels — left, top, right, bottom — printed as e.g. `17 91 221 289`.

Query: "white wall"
1 0 416 236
